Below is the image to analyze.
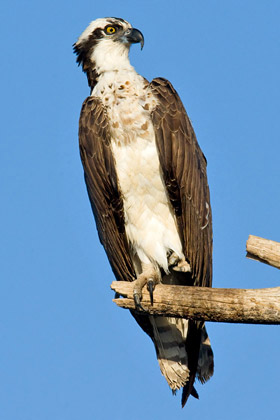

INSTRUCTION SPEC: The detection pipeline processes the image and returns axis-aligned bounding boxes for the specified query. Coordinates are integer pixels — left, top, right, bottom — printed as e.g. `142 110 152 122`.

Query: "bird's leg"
168 252 191 273
132 263 161 310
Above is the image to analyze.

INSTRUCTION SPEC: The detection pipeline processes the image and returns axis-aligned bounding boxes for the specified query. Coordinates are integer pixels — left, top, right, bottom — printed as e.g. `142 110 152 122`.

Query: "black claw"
133 293 146 312
147 280 154 305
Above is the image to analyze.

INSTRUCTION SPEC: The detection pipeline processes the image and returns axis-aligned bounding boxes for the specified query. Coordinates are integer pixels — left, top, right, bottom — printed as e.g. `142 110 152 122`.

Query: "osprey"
74 17 214 407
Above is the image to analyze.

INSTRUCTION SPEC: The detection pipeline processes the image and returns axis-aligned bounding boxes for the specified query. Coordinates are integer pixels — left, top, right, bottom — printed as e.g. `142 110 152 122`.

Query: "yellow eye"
105 26 116 34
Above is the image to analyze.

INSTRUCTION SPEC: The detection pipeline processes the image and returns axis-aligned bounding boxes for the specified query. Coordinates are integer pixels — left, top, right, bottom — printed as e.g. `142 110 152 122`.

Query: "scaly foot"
132 264 161 310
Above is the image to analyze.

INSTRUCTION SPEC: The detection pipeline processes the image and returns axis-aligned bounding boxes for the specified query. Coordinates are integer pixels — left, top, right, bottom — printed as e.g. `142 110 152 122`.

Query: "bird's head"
73 17 144 88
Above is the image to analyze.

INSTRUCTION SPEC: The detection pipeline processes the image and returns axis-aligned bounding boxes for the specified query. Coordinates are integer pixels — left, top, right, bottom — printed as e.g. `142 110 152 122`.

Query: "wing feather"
79 96 135 282
150 78 212 288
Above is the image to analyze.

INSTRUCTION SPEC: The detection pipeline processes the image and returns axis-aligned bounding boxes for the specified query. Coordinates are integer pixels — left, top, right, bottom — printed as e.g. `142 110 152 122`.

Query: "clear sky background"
1 1 280 419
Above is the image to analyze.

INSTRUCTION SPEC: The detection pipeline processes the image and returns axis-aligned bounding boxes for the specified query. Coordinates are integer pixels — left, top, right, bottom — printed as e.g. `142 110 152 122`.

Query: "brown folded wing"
79 96 136 283
150 77 212 288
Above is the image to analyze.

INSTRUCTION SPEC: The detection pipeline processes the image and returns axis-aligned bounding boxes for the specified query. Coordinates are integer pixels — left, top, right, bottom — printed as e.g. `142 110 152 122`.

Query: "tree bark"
111 281 280 324
246 235 280 269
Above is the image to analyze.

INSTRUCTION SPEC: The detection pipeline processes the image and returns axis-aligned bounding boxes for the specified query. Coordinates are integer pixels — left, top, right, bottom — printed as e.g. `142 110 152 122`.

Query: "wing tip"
181 384 199 408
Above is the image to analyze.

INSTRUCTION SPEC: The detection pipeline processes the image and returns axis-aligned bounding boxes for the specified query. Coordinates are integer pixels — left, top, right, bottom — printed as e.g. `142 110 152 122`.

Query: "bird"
73 17 214 407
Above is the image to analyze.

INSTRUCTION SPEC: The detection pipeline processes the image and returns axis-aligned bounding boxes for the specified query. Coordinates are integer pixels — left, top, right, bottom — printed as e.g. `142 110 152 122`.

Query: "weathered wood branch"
111 281 280 324
112 235 280 324
246 235 280 269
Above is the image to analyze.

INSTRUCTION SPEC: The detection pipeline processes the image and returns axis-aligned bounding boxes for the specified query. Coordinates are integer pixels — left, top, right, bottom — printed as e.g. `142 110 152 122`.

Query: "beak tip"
124 28 144 50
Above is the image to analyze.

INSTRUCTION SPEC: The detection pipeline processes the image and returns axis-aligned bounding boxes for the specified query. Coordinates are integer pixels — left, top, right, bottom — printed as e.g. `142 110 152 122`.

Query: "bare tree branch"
111 282 280 324
246 235 280 269
111 235 280 325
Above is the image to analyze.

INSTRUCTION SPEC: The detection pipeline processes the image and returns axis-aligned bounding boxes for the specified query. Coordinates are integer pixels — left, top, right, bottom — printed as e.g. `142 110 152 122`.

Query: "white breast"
93 71 183 272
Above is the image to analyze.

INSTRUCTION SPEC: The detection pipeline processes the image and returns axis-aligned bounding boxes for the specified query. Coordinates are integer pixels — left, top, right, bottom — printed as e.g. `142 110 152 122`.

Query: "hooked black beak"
121 28 144 50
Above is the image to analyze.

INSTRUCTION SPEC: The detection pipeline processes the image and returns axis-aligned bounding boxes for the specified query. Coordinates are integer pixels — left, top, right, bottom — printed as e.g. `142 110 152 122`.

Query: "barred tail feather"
150 316 214 400
149 316 190 390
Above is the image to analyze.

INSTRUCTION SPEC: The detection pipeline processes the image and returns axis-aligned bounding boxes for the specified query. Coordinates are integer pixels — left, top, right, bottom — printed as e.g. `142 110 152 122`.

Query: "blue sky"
1 1 280 419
